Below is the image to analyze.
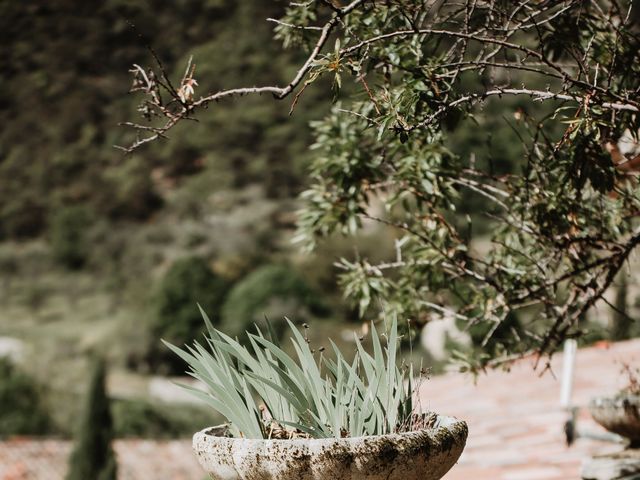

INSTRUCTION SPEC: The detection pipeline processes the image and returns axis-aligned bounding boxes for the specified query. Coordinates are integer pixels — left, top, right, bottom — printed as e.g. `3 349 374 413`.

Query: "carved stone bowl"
590 394 640 446
192 414 468 480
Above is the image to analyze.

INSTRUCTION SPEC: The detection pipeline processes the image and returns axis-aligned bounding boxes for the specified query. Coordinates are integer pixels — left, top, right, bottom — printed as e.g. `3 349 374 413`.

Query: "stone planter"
581 449 640 480
193 414 468 480
582 395 640 479
589 395 640 446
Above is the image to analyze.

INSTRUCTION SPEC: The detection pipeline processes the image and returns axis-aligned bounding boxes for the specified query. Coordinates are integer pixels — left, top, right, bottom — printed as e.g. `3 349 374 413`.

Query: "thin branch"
118 0 367 153
405 87 639 133
267 18 324 31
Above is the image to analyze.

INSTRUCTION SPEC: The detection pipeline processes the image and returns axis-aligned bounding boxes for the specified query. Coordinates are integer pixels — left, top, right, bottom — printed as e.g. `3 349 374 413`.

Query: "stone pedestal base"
582 449 640 480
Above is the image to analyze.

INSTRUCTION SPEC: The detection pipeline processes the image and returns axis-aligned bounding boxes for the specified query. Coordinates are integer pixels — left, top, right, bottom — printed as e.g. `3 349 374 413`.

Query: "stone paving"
420 339 640 480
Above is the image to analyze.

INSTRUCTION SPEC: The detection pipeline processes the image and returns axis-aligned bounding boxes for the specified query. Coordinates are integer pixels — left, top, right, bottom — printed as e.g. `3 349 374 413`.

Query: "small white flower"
178 78 198 103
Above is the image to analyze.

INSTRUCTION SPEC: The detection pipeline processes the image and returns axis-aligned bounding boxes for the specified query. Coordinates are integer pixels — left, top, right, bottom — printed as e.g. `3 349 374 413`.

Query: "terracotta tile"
428 339 640 479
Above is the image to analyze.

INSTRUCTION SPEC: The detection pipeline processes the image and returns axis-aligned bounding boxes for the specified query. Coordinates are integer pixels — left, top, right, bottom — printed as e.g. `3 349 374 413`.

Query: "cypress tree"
96 456 117 480
0 358 51 435
66 358 117 480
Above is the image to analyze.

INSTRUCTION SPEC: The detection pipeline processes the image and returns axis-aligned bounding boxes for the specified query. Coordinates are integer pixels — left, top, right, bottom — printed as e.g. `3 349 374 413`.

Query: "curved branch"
341 27 639 108
116 0 366 153
404 88 639 133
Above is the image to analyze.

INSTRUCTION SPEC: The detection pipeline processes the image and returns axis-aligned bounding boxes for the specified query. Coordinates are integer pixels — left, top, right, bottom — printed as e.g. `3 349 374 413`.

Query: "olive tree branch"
403 88 639 134
116 0 366 153
537 227 640 359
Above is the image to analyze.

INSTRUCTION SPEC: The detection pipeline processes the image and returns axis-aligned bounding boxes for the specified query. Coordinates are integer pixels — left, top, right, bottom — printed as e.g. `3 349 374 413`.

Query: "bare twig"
117 0 367 153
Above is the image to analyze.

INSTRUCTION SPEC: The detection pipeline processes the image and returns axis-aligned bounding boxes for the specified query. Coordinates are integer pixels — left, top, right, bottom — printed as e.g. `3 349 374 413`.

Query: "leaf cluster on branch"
122 0 640 372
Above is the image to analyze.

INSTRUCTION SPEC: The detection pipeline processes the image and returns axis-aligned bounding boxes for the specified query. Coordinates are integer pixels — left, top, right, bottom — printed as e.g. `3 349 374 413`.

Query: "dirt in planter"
212 412 440 440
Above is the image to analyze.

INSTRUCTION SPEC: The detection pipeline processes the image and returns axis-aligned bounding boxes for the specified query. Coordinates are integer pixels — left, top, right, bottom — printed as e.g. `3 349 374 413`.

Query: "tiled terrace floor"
420 339 640 480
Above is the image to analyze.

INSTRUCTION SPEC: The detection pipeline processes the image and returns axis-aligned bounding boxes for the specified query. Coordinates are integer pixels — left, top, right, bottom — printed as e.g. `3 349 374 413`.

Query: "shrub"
0 251 18 303
21 283 50 313
49 205 92 269
150 257 230 373
0 250 18 277
66 358 116 480
0 194 47 240
98 158 163 221
221 264 329 339
112 398 215 438
0 357 51 436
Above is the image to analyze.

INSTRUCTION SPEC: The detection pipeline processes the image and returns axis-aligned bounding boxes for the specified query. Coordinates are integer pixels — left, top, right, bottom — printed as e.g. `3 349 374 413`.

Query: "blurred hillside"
0 0 384 436
1 0 638 441
0 0 322 236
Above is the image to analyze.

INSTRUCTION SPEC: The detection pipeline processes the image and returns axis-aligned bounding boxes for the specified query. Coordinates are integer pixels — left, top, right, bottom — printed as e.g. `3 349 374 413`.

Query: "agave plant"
164 307 420 439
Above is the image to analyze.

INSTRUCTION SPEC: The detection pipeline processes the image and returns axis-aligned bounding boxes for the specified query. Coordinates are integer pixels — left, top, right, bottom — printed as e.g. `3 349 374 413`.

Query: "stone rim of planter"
589 394 640 445
193 414 468 480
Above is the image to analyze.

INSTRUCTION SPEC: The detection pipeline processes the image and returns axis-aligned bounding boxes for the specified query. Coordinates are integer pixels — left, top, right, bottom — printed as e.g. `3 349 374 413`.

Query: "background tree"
49 205 92 270
66 358 117 480
149 256 230 373
0 357 51 436
0 251 18 305
612 274 633 341
221 263 329 339
123 0 640 371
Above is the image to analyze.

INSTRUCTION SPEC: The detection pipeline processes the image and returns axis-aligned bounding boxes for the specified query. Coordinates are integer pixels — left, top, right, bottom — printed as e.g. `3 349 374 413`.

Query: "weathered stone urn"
582 395 640 480
590 395 640 447
193 414 468 480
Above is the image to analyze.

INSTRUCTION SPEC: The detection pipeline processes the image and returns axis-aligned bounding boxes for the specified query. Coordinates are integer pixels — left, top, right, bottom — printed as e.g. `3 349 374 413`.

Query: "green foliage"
112 398 214 439
154 257 229 341
221 264 329 339
49 205 92 269
0 250 18 276
0 1 343 442
66 358 117 480
150 257 230 372
0 358 52 436
118 0 640 369
99 158 164 221
0 2 167 239
467 312 524 359
273 1 640 369
167 309 416 439
96 457 117 480
0 1 322 241
0 193 46 240
612 275 633 341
